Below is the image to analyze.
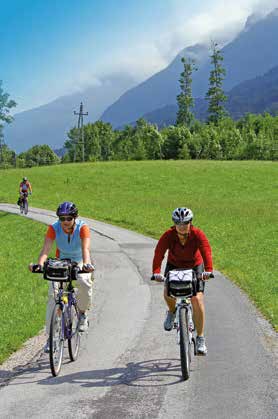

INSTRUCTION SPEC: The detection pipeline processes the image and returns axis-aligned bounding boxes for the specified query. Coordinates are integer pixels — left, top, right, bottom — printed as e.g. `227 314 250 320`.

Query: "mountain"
101 44 210 128
138 65 278 126
4 74 136 152
101 8 278 128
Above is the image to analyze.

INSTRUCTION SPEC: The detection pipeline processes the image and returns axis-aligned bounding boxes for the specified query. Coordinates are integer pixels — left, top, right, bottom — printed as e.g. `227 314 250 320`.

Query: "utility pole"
73 102 88 162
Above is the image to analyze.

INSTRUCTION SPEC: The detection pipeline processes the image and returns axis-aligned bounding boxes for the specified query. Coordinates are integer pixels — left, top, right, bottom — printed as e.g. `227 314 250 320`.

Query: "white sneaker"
164 311 176 331
78 314 89 332
196 336 207 355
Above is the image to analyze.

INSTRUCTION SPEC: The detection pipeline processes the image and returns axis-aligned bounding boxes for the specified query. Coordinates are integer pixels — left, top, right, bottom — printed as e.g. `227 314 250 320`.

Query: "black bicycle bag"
166 269 195 297
44 258 72 282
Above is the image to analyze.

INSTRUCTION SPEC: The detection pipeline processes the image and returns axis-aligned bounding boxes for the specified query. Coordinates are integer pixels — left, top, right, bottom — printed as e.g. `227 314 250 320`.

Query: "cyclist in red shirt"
152 207 213 355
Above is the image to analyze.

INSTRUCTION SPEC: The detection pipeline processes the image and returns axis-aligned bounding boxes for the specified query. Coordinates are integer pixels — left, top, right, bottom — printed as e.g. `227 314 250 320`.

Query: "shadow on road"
38 358 184 387
0 357 50 388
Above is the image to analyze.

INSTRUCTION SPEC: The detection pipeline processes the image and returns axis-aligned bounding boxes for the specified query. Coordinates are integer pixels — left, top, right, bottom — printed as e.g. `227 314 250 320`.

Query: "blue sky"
1 0 276 112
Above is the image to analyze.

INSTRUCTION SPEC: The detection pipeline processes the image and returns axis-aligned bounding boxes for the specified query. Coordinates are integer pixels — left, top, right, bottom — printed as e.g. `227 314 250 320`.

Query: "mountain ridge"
101 8 278 127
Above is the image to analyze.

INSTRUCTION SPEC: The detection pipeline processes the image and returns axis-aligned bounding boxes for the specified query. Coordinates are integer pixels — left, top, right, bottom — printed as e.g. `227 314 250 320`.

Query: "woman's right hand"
151 273 165 282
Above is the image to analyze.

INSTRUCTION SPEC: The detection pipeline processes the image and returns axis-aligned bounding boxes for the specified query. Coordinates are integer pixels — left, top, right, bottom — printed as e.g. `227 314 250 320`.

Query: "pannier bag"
44 259 72 282
166 269 194 297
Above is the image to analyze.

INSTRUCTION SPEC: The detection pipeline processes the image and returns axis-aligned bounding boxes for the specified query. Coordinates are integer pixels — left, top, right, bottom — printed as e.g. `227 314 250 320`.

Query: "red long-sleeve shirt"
152 225 213 274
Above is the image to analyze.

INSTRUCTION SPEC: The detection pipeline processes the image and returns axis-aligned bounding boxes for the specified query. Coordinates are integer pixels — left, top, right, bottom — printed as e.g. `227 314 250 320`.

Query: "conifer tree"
176 57 197 127
206 42 228 124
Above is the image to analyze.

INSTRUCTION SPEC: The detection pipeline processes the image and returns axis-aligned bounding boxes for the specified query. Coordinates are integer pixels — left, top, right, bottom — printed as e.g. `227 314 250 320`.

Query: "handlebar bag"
166 269 194 297
44 259 72 282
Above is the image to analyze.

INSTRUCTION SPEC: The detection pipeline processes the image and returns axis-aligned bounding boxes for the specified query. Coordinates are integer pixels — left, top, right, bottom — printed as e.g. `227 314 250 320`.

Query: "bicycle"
152 269 213 381
19 192 29 215
33 258 86 376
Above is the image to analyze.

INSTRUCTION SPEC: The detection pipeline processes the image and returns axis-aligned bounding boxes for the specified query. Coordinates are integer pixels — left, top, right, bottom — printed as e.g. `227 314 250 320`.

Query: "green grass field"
0 160 277 363
0 212 49 364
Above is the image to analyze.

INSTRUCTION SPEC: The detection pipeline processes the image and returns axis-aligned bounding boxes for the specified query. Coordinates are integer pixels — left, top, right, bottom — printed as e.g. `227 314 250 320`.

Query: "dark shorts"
164 262 205 293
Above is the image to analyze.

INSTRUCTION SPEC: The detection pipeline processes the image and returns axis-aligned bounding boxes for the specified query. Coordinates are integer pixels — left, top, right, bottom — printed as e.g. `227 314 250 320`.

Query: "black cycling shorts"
164 262 205 293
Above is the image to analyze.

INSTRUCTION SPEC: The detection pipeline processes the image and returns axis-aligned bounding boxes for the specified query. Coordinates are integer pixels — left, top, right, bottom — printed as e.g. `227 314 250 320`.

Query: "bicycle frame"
55 282 78 341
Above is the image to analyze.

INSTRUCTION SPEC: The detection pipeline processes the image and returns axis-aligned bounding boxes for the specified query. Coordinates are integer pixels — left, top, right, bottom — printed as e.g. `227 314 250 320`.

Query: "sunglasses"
175 221 190 226
59 216 74 222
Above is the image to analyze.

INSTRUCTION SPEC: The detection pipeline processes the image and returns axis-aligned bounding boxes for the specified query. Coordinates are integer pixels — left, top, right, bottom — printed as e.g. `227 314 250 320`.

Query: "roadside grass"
1 160 277 332
0 212 50 364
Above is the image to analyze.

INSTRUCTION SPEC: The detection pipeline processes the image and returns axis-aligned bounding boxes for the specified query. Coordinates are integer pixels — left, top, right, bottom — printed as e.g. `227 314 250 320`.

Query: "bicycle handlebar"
151 271 214 281
31 261 90 281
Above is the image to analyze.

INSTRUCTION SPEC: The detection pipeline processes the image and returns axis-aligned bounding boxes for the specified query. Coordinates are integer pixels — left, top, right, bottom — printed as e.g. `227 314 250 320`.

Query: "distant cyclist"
29 201 94 352
19 177 32 195
151 207 213 355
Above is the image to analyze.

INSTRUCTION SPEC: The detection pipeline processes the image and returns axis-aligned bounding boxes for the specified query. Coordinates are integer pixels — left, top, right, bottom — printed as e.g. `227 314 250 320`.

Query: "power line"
73 102 88 162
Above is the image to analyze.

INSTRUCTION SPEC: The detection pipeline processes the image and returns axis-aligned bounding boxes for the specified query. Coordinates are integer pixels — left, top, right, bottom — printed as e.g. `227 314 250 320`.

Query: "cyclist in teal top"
29 201 95 352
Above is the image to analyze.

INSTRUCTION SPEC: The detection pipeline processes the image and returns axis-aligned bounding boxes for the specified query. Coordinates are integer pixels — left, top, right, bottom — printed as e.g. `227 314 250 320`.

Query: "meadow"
0 213 50 363
0 160 277 363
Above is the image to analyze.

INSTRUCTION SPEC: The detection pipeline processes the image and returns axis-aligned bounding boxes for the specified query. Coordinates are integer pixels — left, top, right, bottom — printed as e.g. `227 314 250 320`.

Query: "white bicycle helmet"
172 207 193 224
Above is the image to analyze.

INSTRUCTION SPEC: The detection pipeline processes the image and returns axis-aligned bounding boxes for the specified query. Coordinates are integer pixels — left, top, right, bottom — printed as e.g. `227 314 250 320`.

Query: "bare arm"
29 236 54 271
81 237 91 265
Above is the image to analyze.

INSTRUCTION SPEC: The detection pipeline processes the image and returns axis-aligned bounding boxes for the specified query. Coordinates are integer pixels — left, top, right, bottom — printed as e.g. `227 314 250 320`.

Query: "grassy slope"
1 160 277 332
0 213 49 363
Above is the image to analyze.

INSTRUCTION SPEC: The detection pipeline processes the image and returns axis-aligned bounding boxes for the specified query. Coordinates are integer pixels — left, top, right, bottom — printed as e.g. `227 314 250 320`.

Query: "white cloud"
63 74 103 95
91 0 277 86
97 43 169 83
157 0 278 62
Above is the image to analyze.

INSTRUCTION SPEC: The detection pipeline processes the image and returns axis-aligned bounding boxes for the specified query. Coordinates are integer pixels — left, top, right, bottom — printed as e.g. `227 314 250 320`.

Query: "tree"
0 81 17 163
64 121 115 162
205 42 228 125
112 125 136 160
133 119 163 160
18 145 60 167
161 125 191 159
176 57 197 127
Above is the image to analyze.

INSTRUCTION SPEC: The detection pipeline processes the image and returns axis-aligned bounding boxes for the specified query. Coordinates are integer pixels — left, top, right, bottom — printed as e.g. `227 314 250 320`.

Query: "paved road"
0 204 277 419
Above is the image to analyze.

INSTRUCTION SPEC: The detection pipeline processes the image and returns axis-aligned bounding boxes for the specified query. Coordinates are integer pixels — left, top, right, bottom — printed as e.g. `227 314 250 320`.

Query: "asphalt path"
0 204 277 419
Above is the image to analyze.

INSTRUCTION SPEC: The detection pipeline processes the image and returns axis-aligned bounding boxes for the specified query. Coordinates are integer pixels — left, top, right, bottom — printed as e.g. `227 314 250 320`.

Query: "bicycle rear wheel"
179 307 190 380
68 303 81 361
49 304 64 377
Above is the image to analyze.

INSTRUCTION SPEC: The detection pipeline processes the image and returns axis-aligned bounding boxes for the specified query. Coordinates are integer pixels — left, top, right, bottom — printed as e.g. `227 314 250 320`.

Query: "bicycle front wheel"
68 304 81 362
179 307 190 380
24 200 28 215
49 304 64 377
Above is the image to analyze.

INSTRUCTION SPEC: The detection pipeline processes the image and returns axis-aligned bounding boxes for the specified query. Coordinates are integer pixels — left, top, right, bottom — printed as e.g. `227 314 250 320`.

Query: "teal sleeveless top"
52 219 85 262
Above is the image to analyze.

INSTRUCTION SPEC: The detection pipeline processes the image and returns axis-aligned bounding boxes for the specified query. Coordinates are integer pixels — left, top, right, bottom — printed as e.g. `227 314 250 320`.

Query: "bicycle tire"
179 307 190 380
24 199 28 215
68 304 81 362
49 304 64 377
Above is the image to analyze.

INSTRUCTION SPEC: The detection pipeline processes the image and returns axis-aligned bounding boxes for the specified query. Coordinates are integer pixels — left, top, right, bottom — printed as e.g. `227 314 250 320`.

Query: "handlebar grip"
31 264 43 273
